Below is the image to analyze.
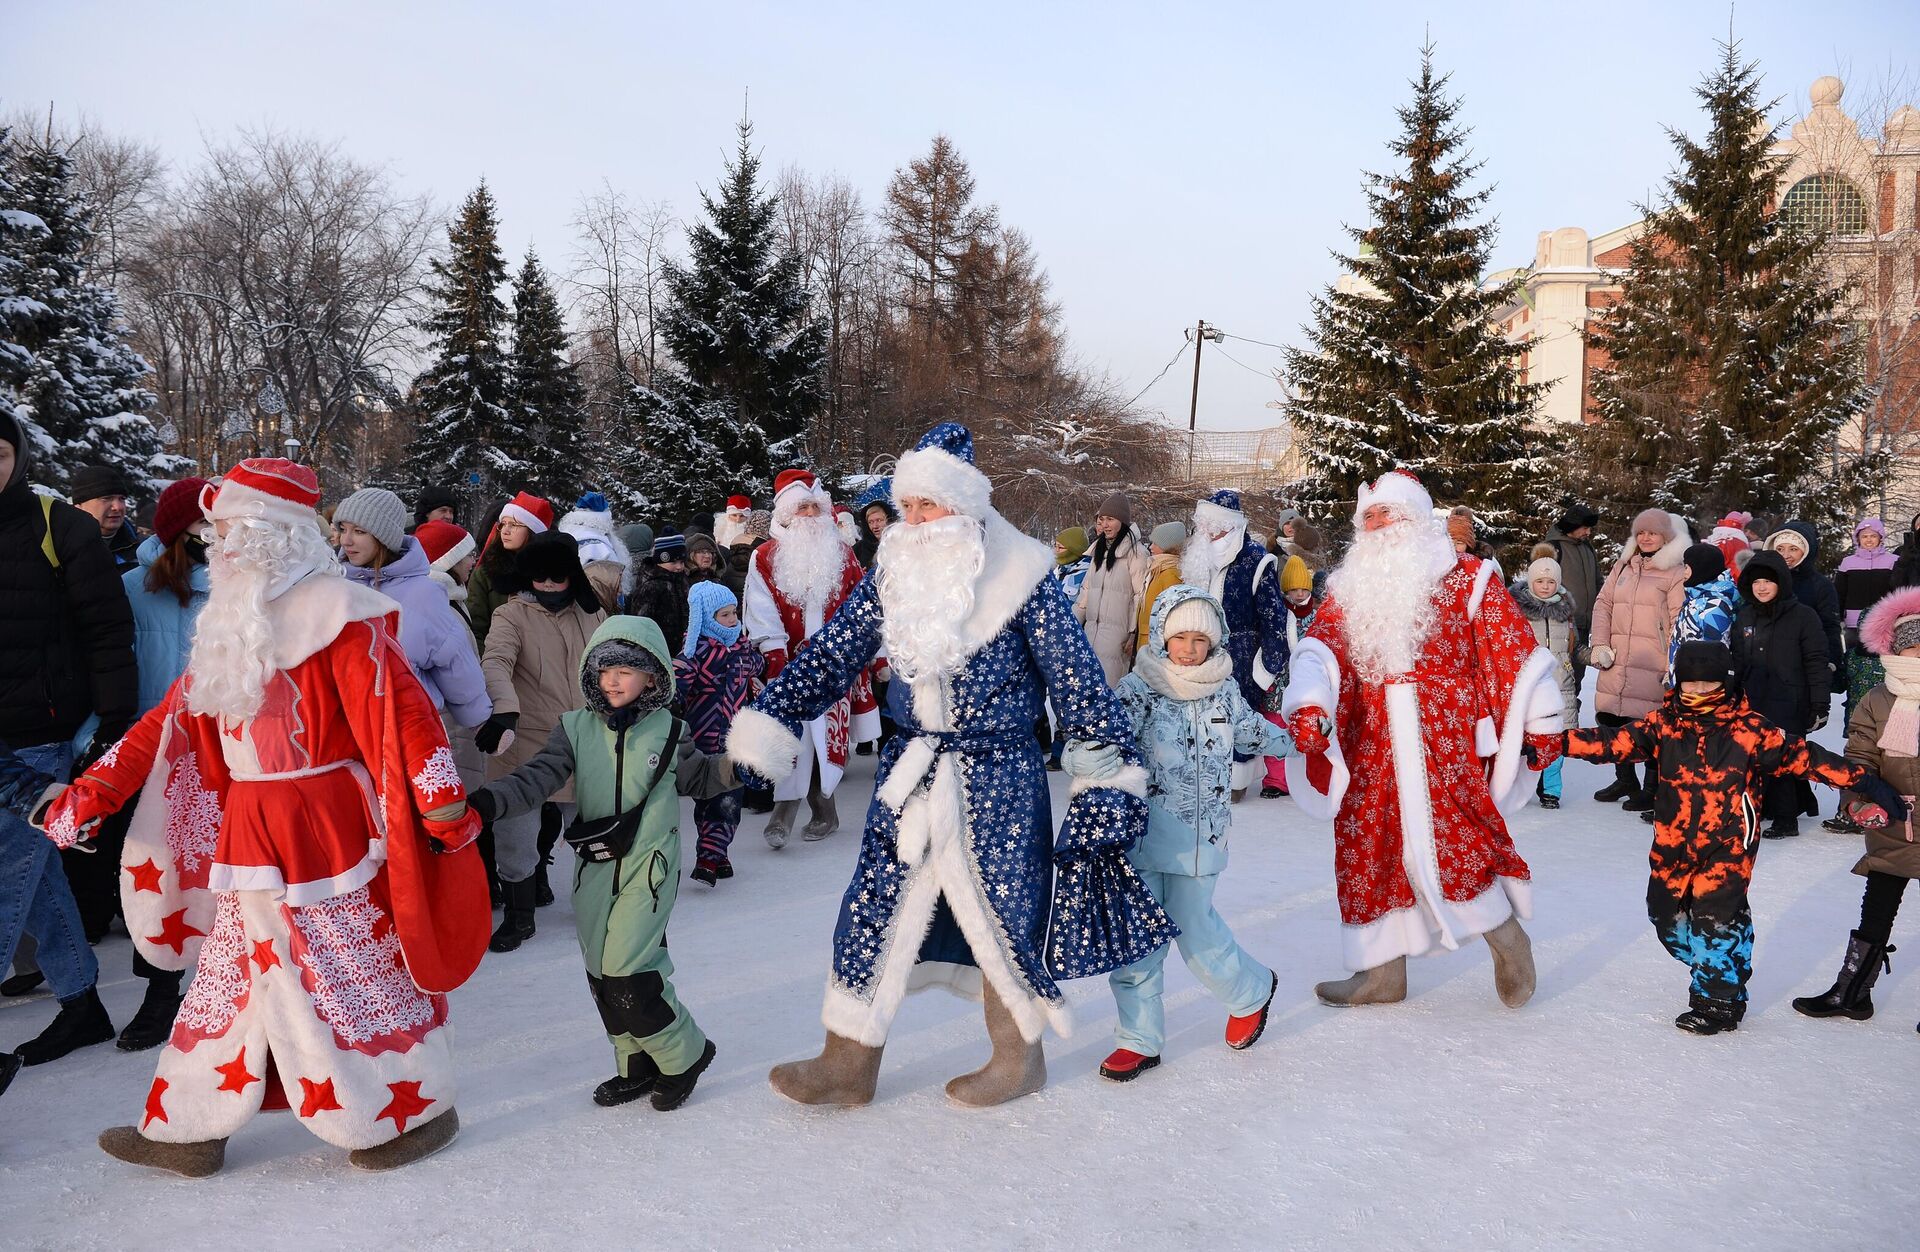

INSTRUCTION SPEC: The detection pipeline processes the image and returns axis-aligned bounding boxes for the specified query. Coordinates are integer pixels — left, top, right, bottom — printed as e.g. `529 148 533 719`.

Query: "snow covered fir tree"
507 248 589 504
1284 44 1546 542
1579 41 1879 530
0 125 180 494
623 116 826 518
403 180 523 509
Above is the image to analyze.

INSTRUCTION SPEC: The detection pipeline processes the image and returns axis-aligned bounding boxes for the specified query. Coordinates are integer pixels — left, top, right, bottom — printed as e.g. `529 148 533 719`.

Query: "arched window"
1779 175 1871 236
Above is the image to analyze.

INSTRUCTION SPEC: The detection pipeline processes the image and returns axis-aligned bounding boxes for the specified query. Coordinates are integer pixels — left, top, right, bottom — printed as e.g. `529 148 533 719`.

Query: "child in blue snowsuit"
675 581 763 885
1101 584 1289 1080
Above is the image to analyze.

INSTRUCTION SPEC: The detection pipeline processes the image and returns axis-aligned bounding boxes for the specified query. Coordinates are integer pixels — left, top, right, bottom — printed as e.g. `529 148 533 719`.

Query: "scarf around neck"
1877 653 1920 757
1136 645 1233 702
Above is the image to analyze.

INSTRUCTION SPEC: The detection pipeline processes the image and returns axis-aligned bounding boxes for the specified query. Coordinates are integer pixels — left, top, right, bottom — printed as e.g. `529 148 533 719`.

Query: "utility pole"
1186 318 1223 481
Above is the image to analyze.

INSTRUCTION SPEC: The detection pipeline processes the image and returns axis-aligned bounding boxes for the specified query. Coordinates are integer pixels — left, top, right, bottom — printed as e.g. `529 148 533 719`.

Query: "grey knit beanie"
1150 521 1187 552
333 487 409 554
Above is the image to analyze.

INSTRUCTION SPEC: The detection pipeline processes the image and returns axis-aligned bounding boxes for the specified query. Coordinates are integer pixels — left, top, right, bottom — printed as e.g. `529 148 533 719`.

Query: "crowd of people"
3 402 1916 1177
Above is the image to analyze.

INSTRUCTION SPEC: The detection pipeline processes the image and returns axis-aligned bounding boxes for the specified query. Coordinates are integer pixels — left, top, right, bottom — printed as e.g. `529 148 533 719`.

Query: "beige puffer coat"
480 594 606 801
1074 529 1150 684
1844 686 1920 879
1590 525 1688 719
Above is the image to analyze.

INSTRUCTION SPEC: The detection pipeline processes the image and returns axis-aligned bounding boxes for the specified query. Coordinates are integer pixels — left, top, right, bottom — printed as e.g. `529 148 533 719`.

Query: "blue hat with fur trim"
891 423 993 519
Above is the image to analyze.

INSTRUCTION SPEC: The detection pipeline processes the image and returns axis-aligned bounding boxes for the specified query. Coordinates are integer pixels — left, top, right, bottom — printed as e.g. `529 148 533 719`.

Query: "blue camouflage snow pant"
1649 884 1754 1010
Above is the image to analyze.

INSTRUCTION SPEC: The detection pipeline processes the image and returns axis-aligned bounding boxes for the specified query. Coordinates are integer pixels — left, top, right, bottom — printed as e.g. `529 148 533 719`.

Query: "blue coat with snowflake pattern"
1219 536 1290 713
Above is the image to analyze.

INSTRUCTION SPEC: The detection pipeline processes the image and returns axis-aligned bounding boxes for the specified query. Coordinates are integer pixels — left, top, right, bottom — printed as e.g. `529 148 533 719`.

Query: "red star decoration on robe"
213 1046 259 1095
250 939 281 974
146 908 205 956
375 1080 435 1134
297 1076 343 1119
142 1077 169 1129
124 858 164 894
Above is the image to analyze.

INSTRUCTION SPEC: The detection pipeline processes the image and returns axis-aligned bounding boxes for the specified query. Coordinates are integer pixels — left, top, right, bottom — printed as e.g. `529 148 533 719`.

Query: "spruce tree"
610 375 734 527
405 181 519 507
1285 44 1546 541
1579 41 1876 529
0 128 179 494
508 248 588 503
654 117 826 485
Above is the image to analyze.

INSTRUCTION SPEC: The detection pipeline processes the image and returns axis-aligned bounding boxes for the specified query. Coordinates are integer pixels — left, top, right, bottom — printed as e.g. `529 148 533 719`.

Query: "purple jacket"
1836 518 1899 628
344 537 493 726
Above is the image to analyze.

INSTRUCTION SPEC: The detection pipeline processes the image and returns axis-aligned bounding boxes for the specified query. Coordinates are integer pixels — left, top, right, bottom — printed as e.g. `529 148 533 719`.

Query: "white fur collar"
957 512 1055 658
266 572 400 671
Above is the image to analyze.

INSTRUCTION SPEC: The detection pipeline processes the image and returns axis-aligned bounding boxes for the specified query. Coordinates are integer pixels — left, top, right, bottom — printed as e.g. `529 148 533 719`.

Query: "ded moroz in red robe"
1282 556 1565 971
741 539 880 802
44 573 489 1150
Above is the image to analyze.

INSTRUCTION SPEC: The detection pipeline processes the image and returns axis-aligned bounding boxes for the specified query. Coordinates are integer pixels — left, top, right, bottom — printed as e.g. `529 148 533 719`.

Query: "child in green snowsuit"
471 615 736 1110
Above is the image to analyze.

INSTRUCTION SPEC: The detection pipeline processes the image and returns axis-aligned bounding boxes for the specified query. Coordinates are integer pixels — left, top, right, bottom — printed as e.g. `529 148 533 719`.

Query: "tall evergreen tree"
0 127 179 493
405 181 520 506
1579 41 1876 528
508 248 588 503
1285 44 1545 541
652 116 827 489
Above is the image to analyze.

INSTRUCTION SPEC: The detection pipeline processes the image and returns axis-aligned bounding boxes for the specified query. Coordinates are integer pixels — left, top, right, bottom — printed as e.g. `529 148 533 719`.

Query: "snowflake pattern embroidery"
162 751 222 886
94 734 124 773
409 746 461 804
45 803 82 848
168 892 251 1052
287 886 444 1055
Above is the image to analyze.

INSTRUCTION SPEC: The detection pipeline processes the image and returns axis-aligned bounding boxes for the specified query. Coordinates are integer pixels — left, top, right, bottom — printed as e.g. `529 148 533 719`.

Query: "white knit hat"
1162 594 1223 645
1526 556 1562 588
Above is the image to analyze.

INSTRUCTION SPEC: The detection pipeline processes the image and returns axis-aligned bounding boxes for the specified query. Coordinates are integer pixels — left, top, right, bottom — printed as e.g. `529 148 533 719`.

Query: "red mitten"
422 807 483 854
1525 731 1563 772
1305 751 1333 794
38 782 117 849
1288 706 1331 757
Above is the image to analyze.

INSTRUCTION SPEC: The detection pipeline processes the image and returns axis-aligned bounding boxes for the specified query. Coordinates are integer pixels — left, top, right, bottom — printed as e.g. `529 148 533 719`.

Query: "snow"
6 713 1919 1250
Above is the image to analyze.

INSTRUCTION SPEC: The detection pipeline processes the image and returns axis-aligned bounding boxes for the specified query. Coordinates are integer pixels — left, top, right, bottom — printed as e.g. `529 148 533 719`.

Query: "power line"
1122 337 1192 410
1210 343 1281 382
1217 329 1291 353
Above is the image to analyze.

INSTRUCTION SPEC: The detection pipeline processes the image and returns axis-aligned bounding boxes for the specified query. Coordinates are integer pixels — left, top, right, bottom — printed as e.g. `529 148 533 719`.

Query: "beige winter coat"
480 594 606 801
1074 529 1150 684
1590 529 1688 719
1844 686 1920 879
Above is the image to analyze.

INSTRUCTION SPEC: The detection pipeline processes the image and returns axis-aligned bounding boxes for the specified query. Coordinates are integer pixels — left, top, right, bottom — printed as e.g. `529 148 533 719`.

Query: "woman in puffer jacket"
1733 551 1831 838
1074 493 1151 684
1588 508 1689 809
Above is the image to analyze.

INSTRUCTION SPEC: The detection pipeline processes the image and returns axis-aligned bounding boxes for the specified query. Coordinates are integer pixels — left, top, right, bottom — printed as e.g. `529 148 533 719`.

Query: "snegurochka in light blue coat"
1102 583 1289 1079
124 533 210 714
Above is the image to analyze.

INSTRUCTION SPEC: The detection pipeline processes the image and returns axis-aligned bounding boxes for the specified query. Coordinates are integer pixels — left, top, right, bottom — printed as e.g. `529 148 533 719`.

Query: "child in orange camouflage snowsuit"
1565 640 1906 1035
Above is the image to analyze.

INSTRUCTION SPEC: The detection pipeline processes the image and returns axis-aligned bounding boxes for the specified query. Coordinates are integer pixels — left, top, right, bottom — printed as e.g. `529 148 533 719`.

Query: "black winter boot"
117 971 185 1051
0 1050 19 1100
1621 783 1656 813
1792 932 1891 1020
489 878 537 953
14 986 115 1064
593 1053 661 1107
1674 995 1742 1035
1594 768 1637 803
1 968 46 997
534 803 562 908
651 1039 717 1111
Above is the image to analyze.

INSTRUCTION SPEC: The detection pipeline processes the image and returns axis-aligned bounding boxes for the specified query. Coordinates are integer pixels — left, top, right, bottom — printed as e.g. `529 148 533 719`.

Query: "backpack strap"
39 494 61 572
640 715 684 802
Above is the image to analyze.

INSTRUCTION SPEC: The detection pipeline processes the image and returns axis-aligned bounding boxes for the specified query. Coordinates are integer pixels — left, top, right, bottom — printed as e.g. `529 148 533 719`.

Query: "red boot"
1225 972 1278 1050
1098 1048 1161 1082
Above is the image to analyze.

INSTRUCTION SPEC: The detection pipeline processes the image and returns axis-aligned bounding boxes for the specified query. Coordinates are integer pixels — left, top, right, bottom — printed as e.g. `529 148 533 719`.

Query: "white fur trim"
725 706 802 785
877 736 938 817
1485 647 1563 815
426 532 476 574
205 479 321 532
206 842 386 908
773 476 832 524
1068 762 1149 799
1465 558 1501 620
1354 472 1434 527
1650 521 1689 571
1342 876 1532 971
499 501 549 534
956 513 1055 658
1192 496 1246 538
1277 636 1349 820
266 575 401 672
891 445 993 520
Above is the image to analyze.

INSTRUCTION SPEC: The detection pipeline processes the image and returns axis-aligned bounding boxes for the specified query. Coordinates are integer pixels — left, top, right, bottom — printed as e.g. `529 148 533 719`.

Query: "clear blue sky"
7 0 1916 433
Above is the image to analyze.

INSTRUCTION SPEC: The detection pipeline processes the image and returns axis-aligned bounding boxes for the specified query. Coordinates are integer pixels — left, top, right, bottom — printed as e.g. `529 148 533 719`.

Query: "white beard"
771 514 847 618
187 516 337 720
1326 515 1459 681
1180 522 1244 593
714 511 748 548
877 515 987 683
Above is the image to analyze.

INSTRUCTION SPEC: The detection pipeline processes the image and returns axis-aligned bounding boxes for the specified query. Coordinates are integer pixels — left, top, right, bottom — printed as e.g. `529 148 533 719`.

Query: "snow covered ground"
6 727 1918 1251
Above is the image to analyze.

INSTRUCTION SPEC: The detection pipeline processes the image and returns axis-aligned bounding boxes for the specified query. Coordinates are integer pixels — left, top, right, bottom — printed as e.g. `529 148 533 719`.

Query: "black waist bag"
566 716 682 863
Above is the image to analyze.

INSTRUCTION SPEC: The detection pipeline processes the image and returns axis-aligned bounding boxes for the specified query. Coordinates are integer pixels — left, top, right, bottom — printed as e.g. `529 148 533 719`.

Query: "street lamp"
283 434 303 462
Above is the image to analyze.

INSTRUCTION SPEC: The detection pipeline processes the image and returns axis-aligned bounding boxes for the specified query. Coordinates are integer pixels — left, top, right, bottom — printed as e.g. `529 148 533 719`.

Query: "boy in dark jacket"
470 616 737 1110
1733 551 1832 837
1567 641 1905 1035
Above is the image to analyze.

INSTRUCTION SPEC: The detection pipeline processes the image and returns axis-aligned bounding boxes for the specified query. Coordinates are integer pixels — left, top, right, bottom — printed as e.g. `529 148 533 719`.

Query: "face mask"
708 617 742 648
1678 688 1725 711
185 535 209 563
533 587 575 612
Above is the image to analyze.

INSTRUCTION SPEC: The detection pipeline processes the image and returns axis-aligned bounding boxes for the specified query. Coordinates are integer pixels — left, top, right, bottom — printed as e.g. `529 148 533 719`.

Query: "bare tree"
5 107 168 287
568 182 675 409
779 165 881 459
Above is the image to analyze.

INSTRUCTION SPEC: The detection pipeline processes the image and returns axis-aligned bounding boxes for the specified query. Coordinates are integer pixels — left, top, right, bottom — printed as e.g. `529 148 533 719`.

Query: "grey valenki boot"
803 794 840 841
764 800 800 850
1314 957 1407 1007
769 1031 883 1107
1483 916 1536 1007
349 1108 460 1171
946 983 1046 1108
99 1126 227 1178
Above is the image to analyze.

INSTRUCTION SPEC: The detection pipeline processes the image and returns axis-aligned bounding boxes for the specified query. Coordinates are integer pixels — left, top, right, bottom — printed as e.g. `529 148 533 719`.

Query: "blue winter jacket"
343 537 492 727
1669 572 1740 670
1114 585 1289 877
123 535 209 715
1217 536 1290 710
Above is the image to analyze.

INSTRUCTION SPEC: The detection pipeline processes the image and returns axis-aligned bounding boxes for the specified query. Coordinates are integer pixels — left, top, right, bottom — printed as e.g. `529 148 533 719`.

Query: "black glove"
475 712 519 755
469 788 498 824
1856 774 1910 823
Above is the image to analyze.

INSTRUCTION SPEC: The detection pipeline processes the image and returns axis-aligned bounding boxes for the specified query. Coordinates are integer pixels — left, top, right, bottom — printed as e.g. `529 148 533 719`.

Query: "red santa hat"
772 468 831 524
499 491 554 535
415 519 476 573
1353 469 1434 526
725 493 751 512
201 457 321 531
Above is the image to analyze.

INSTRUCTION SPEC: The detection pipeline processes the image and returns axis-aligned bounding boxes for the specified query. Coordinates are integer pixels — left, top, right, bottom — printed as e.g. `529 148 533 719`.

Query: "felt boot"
1314 957 1407 1006
349 1108 460 1170
1484 915 1536 1007
803 794 839 841
946 983 1046 1108
764 800 799 850
1792 931 1891 1020
99 1126 226 1178
769 1031 883 1107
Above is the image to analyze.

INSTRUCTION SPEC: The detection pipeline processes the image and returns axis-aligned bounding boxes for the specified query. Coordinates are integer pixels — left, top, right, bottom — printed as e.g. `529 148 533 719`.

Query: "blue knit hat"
683 580 741 657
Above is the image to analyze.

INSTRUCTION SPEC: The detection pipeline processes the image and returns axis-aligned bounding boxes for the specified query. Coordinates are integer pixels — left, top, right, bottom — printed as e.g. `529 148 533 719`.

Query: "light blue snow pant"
1539 757 1564 799
1109 869 1272 1057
